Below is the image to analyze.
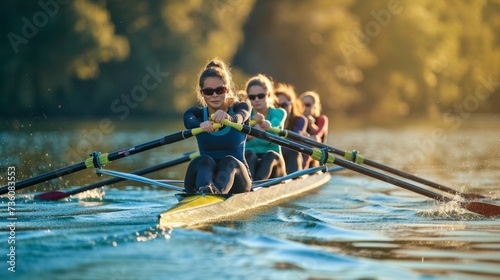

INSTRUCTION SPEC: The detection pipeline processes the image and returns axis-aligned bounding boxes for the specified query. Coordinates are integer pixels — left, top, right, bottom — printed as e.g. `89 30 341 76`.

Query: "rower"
244 74 287 181
183 58 252 194
299 90 329 169
275 82 308 174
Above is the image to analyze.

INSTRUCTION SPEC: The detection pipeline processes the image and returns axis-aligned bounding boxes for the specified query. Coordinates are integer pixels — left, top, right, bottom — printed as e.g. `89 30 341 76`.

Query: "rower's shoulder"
184 106 203 114
232 101 250 111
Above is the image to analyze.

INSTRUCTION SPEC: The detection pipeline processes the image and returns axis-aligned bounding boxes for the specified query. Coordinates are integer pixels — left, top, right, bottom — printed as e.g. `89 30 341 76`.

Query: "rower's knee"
261 151 286 177
245 150 258 162
198 155 216 166
219 156 239 170
260 151 281 162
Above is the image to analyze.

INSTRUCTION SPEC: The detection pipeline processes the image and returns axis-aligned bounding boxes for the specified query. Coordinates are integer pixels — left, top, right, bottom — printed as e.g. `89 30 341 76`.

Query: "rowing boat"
158 166 339 228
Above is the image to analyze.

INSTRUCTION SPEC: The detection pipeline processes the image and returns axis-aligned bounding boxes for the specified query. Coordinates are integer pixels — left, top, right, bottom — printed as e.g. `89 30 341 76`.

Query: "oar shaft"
333 157 451 202
65 154 194 197
337 155 499 216
96 169 184 191
230 121 451 202
361 158 473 198
225 121 334 164
254 165 327 189
1 162 87 194
277 129 484 199
256 124 499 216
106 129 198 162
0 129 199 195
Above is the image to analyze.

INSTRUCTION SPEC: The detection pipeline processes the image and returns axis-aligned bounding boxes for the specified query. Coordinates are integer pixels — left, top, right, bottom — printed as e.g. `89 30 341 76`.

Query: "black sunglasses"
279 101 291 108
304 103 313 107
248 93 267 100
201 86 228 96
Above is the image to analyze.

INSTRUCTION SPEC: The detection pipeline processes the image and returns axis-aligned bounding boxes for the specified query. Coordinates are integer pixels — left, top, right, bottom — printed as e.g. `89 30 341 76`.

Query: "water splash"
136 226 173 242
98 226 173 247
74 187 106 201
417 200 483 220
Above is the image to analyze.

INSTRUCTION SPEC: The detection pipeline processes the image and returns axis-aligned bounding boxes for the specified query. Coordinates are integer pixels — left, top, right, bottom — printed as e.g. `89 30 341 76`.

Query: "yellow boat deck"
158 172 331 228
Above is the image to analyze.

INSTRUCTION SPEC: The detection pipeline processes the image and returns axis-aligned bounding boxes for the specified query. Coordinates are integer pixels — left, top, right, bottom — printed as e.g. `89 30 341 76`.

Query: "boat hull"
158 172 331 228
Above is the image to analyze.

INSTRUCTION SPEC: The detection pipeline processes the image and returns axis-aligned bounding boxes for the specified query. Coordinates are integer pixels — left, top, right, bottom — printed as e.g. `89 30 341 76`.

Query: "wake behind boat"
158 167 337 228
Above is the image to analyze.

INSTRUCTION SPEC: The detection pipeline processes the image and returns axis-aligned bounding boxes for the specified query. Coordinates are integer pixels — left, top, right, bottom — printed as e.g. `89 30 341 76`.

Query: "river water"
0 117 499 280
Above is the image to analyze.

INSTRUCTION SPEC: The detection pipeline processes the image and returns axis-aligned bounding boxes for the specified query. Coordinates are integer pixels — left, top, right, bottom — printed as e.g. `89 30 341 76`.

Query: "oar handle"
192 123 223 135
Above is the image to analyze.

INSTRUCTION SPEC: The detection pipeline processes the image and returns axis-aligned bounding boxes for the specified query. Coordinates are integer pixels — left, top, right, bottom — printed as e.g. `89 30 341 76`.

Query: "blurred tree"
343 0 500 118
235 0 500 119
159 0 255 113
0 0 129 118
234 0 376 118
97 0 253 118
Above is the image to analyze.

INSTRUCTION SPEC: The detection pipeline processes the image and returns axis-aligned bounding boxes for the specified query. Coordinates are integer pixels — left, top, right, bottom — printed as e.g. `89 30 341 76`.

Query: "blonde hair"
237 90 249 102
299 91 322 117
196 57 238 106
275 83 303 119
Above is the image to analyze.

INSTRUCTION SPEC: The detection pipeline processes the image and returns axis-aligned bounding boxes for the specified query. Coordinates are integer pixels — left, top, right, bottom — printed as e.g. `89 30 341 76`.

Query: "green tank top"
246 107 286 154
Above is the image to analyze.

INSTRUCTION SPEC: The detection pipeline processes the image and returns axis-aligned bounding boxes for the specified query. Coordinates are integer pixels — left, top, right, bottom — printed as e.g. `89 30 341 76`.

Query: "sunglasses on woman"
248 93 267 100
279 101 291 108
201 86 228 96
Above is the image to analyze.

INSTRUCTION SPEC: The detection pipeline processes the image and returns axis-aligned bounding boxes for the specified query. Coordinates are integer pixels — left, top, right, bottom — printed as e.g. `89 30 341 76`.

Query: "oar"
95 169 184 191
268 127 485 200
222 119 500 217
253 165 343 190
35 151 199 201
245 165 341 185
156 179 185 184
0 125 219 195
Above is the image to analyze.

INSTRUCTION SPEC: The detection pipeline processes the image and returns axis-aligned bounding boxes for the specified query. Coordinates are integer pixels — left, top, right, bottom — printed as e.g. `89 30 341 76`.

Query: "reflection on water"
0 118 499 279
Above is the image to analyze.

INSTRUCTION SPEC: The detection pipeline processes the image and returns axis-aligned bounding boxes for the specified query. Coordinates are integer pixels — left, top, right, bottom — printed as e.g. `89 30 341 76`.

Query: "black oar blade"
464 202 500 217
36 191 69 201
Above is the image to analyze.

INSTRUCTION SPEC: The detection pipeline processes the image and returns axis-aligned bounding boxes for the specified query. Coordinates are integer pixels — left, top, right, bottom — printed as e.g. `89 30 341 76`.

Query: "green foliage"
0 0 498 120
159 0 255 113
235 0 499 119
1 0 129 118
354 0 500 118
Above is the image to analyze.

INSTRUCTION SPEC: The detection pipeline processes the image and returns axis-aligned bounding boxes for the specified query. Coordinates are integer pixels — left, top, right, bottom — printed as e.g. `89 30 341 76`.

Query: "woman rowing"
299 90 329 169
275 83 308 174
245 74 287 181
183 58 252 194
